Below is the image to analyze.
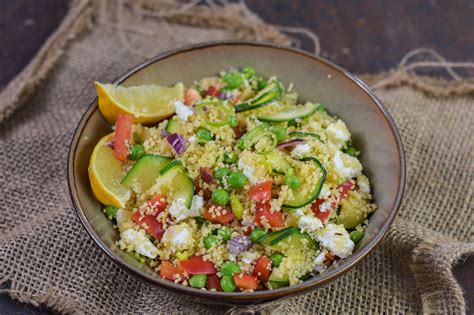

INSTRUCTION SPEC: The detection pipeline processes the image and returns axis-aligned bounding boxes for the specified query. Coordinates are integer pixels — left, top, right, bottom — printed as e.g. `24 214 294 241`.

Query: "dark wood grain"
0 0 472 313
247 0 474 73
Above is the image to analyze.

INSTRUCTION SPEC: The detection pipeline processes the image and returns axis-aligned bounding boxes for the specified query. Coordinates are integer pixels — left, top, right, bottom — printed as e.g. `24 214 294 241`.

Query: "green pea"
220 275 237 292
242 65 256 79
128 144 145 161
350 230 364 243
250 228 266 243
344 146 359 157
214 167 230 181
270 126 287 142
223 72 244 90
189 274 207 288
221 261 241 276
217 227 232 241
285 175 302 189
223 151 238 164
104 205 118 220
196 128 213 142
204 234 219 249
287 120 297 128
228 116 238 128
270 253 283 267
212 189 229 206
228 171 248 189
257 79 268 91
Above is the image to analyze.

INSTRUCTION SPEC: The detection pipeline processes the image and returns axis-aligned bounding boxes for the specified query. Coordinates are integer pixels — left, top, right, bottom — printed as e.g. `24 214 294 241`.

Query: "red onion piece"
276 139 306 150
199 167 215 184
105 141 114 149
227 236 252 255
167 133 186 155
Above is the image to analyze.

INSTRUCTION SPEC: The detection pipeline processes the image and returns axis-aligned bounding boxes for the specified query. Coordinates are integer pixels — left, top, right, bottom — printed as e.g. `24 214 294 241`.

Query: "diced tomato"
311 199 331 224
203 204 235 225
248 181 272 202
160 261 186 281
131 211 165 240
147 194 168 215
232 94 242 105
254 201 284 228
312 180 353 224
338 180 353 201
205 274 222 291
242 226 253 236
204 85 220 97
113 113 133 161
184 88 202 105
180 256 217 275
233 273 259 291
252 256 272 283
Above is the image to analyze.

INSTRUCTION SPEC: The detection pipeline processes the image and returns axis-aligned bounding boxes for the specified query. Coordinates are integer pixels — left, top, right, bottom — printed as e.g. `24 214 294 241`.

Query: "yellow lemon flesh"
95 81 184 124
88 133 131 208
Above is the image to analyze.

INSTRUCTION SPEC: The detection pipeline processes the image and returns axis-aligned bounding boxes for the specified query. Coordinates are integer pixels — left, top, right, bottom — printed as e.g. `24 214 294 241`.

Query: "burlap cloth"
0 1 473 314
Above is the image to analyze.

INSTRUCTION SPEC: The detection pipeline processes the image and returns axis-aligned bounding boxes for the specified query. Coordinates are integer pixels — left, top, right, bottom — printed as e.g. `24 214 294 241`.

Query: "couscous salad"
89 66 376 292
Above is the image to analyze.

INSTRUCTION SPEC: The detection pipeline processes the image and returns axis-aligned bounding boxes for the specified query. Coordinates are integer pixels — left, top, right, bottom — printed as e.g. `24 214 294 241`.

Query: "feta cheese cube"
291 143 311 158
333 150 362 179
162 223 194 251
120 229 158 259
174 100 193 121
326 120 350 146
168 195 203 221
316 223 354 258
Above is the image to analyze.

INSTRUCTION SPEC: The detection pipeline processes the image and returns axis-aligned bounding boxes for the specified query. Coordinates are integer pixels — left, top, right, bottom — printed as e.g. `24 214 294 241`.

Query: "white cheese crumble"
238 159 258 184
162 223 194 251
318 183 331 199
174 100 193 121
168 196 203 221
119 229 158 259
326 120 350 145
115 208 132 229
316 224 354 258
319 200 332 213
298 215 323 232
188 135 197 143
241 251 259 265
333 150 362 179
357 176 371 194
291 143 311 158
312 251 327 273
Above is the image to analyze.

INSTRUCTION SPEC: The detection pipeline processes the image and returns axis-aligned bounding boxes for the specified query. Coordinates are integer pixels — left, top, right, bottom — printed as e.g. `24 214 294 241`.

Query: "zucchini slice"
234 81 282 113
257 103 321 122
121 155 172 192
152 160 194 208
288 131 324 143
259 227 299 246
283 157 326 208
270 231 317 252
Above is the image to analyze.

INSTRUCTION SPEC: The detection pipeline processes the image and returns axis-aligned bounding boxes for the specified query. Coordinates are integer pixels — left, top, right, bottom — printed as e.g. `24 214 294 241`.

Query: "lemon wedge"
88 133 131 208
95 81 184 124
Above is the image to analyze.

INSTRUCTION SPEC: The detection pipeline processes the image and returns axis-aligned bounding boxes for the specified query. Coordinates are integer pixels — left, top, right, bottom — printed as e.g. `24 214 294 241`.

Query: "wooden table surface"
0 0 472 313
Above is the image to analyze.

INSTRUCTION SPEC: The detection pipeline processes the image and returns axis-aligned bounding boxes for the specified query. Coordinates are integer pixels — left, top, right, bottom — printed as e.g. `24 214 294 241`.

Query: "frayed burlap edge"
0 1 473 314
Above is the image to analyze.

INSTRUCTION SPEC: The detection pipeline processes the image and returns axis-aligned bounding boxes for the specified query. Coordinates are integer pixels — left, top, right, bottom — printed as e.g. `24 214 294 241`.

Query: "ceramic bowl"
68 41 405 305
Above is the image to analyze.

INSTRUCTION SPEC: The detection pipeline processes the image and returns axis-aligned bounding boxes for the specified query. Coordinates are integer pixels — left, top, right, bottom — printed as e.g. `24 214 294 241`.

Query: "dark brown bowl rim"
67 40 405 303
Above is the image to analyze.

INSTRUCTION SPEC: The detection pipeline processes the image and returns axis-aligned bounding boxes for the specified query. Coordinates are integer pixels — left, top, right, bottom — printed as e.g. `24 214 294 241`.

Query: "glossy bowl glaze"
68 41 405 305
